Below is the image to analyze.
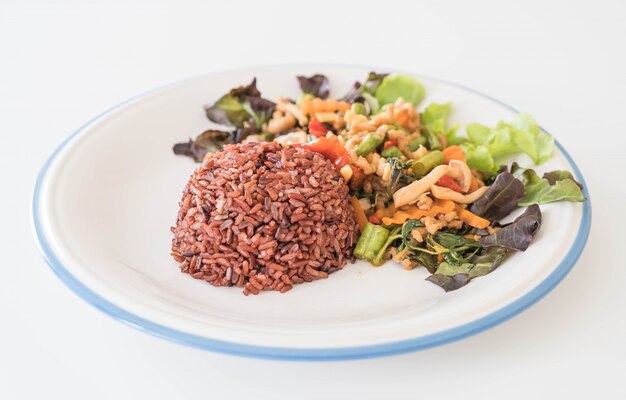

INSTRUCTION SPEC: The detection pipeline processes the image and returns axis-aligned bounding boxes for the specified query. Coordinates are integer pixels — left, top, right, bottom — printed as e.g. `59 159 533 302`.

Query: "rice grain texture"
171 142 358 295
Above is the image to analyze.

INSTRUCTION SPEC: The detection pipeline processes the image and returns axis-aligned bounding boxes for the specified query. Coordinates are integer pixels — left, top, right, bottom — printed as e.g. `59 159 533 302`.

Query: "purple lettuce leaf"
479 205 542 251
470 172 525 222
297 74 330 99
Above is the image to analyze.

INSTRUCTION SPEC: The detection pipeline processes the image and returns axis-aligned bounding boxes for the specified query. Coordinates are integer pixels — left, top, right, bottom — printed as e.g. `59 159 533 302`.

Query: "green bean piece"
424 128 442 150
407 136 427 151
351 102 367 115
356 133 384 157
411 150 443 177
354 223 391 262
381 146 403 159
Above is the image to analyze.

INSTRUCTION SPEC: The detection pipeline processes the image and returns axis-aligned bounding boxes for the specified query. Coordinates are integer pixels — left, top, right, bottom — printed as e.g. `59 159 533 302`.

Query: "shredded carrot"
454 204 490 229
468 176 480 193
442 145 465 163
373 205 396 220
382 199 455 225
300 98 351 115
350 196 368 232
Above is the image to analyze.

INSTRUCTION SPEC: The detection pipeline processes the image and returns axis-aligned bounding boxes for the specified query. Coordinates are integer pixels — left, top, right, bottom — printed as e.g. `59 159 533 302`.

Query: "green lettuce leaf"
375 75 425 106
461 113 555 171
422 102 451 126
463 144 497 172
421 102 462 146
510 114 554 164
518 168 586 206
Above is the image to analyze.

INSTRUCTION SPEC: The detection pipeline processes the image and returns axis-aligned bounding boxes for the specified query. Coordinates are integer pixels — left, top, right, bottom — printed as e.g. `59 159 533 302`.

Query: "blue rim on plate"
31 66 592 361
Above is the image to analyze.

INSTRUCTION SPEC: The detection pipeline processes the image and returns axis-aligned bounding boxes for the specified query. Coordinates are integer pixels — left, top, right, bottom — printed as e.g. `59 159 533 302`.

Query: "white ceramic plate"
32 65 591 360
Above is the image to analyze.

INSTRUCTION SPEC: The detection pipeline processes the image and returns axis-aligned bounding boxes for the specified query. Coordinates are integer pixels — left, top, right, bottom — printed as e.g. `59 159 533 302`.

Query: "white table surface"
2 0 625 398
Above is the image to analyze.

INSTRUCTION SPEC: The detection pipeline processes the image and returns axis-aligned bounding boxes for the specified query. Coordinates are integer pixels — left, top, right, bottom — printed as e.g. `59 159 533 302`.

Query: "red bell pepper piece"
368 215 382 224
308 118 329 138
383 140 397 150
436 175 463 193
293 136 350 169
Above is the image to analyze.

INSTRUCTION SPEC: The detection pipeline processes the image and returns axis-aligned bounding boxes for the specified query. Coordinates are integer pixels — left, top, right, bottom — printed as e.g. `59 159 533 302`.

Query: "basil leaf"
426 247 509 292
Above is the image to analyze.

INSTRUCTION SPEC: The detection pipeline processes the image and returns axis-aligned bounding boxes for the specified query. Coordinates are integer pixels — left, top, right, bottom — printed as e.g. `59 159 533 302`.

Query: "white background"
1 0 625 399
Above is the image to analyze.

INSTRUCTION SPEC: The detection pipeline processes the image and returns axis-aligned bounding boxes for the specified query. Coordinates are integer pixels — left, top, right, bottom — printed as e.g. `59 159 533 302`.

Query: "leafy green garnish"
433 232 480 249
510 114 554 165
388 158 415 194
173 129 233 162
375 75 425 106
518 168 586 206
297 74 330 99
463 143 497 172
421 102 462 145
204 78 275 130
470 172 525 222
426 247 509 291
479 205 542 251
400 219 423 250
461 114 555 172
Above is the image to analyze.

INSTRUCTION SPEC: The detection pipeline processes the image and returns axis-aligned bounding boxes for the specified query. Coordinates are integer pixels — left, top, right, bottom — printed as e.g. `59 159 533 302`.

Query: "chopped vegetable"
383 140 397 150
308 118 329 138
454 204 490 229
407 136 427 151
381 146 403 159
372 227 402 265
382 199 455 225
354 223 390 262
411 150 443 176
368 215 382 224
293 136 351 169
442 145 465 163
436 175 463 193
356 133 384 156
350 196 368 232
351 102 367 115
300 97 351 115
